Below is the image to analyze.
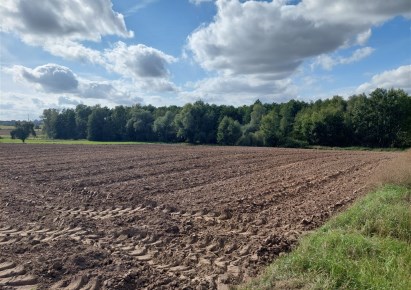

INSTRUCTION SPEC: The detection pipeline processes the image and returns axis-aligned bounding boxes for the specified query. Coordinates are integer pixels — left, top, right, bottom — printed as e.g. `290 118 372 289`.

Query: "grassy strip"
309 145 406 152
0 136 158 145
239 185 411 290
0 125 15 129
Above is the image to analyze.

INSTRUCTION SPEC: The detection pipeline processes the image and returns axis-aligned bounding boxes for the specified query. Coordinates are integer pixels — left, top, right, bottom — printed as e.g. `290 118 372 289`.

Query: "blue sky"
0 0 410 120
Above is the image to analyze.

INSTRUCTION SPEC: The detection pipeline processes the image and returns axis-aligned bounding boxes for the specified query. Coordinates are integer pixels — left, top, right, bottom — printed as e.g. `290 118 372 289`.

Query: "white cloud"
189 0 214 5
356 29 372 46
44 41 105 65
104 42 177 79
181 75 297 105
6 64 79 93
313 47 375 70
340 47 375 64
126 0 159 14
188 0 410 79
299 0 411 27
0 91 55 120
3 63 140 103
0 0 133 45
0 0 177 92
58 96 81 106
184 0 410 103
357 65 411 93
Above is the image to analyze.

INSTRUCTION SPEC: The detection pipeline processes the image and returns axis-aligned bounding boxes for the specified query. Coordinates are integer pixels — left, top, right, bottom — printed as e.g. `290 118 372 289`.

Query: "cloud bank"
0 0 176 92
188 0 410 79
357 65 411 93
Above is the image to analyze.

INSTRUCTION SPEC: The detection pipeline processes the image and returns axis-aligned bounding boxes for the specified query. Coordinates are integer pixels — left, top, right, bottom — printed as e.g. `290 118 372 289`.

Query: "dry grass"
371 149 411 188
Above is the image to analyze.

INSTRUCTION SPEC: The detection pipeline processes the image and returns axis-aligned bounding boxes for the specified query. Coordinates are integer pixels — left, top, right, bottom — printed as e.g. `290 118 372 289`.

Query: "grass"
0 136 157 145
0 125 15 129
309 145 407 152
239 151 411 290
371 150 411 188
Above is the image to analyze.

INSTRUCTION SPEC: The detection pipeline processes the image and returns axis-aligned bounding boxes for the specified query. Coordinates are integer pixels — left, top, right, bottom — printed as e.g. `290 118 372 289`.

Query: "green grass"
0 125 15 129
240 185 411 290
0 136 157 145
309 145 407 152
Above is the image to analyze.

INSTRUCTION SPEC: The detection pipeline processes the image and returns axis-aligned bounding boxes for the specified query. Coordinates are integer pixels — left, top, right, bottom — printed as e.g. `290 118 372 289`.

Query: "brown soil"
0 144 396 289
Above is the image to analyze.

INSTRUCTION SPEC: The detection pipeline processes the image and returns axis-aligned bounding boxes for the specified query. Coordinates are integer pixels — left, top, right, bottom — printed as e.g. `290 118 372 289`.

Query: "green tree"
87 106 113 141
175 101 218 144
111 105 128 141
56 109 76 139
153 111 176 142
260 109 281 146
279 100 306 137
126 108 154 141
75 104 92 139
294 97 348 146
244 101 266 134
41 108 59 138
240 101 267 146
347 89 411 147
217 116 242 145
10 121 36 143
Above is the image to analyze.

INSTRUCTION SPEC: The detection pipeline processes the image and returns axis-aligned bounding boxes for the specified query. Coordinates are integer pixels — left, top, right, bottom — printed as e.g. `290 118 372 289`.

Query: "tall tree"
75 104 92 139
111 105 128 141
348 88 411 147
153 111 176 142
175 101 218 144
87 106 113 141
41 108 59 138
260 109 281 146
126 108 154 141
217 116 242 145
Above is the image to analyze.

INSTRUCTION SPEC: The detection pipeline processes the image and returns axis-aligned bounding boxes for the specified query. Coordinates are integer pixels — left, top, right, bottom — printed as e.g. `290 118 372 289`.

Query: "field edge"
237 184 411 290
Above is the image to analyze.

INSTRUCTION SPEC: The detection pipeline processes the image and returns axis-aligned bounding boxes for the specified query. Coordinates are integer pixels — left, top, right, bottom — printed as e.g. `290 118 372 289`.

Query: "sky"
0 0 410 120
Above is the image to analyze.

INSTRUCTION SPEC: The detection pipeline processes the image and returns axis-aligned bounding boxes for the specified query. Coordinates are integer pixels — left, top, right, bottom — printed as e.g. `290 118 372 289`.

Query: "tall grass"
372 149 411 187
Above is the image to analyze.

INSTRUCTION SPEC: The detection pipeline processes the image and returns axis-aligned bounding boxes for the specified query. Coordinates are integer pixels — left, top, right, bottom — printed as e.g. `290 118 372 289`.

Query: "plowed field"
0 144 396 289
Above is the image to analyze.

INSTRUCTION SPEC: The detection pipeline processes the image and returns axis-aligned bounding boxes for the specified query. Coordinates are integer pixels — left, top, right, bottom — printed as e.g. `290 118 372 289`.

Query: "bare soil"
0 144 396 289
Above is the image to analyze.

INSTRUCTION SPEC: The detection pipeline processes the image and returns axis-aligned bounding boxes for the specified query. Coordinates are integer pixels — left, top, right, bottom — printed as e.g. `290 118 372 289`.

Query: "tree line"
40 88 411 148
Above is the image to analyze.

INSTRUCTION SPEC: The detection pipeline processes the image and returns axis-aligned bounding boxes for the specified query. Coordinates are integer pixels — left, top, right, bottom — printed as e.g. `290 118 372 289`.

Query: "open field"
0 136 158 145
0 144 398 289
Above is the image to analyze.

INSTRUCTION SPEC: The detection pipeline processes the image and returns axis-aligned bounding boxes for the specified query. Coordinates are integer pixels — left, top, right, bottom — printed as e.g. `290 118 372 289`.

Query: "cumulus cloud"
32 98 46 107
0 0 133 65
44 41 105 65
0 1 178 93
357 65 411 93
58 96 81 106
79 80 144 104
187 0 410 79
3 63 142 103
104 42 177 79
6 64 79 93
299 0 411 26
313 47 375 70
181 75 297 105
0 0 133 45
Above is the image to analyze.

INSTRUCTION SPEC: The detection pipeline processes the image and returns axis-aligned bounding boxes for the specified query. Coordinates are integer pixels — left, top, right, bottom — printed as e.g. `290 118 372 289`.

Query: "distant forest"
40 88 411 148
